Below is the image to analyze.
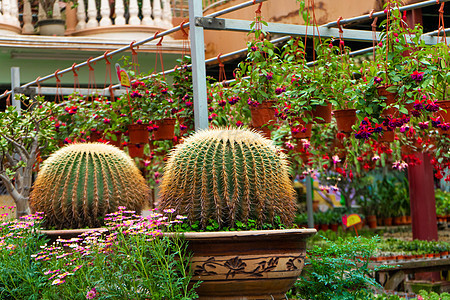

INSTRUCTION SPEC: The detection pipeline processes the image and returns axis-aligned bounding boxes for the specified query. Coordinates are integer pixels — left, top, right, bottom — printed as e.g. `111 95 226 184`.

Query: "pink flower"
86 287 97 299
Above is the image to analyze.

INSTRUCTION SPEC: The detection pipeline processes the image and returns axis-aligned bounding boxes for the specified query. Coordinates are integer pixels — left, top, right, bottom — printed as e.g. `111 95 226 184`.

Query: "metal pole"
0 0 266 100
11 67 21 115
189 0 209 130
323 0 450 28
306 175 314 228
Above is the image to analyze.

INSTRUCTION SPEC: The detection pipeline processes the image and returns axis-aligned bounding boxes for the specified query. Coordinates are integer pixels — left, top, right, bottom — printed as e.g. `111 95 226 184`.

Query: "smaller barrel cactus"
159 128 297 229
30 143 150 229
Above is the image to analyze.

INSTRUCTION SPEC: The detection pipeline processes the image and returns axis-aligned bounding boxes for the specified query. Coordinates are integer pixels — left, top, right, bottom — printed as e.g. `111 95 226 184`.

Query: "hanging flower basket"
291 118 312 139
106 132 122 148
128 124 149 144
378 130 395 143
333 109 357 133
90 130 104 142
153 118 176 141
249 100 277 128
311 101 332 124
127 143 144 158
436 100 450 135
377 86 398 117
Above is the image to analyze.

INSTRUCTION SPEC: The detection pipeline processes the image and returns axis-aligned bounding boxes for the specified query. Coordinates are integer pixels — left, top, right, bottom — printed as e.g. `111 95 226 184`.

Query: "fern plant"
30 143 150 229
158 127 296 229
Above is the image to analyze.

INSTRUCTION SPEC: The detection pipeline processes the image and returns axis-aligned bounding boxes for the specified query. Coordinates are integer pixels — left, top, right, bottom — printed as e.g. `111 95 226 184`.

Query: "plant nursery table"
372 257 450 291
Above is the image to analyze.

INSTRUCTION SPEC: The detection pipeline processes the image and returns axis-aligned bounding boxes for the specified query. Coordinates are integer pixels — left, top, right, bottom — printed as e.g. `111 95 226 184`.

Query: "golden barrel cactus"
30 143 150 229
159 128 296 229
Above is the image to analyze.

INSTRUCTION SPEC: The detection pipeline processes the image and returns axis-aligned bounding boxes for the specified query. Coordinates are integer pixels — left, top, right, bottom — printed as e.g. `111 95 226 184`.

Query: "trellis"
1 0 448 235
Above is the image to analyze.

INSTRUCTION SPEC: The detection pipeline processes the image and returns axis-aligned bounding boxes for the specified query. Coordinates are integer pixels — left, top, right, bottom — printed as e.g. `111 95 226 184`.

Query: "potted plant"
157 128 316 298
36 0 67 35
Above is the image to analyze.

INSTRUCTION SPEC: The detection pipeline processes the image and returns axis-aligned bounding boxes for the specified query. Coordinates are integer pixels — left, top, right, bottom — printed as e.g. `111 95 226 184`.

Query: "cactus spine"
159 128 296 229
30 143 150 229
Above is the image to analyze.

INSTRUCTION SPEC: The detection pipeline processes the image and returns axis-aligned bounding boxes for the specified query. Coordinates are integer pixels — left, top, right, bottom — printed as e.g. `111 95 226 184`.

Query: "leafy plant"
290 235 387 300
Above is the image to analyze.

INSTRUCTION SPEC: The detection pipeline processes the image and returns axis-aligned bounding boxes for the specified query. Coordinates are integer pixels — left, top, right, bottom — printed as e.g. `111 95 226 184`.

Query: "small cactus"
30 143 150 229
159 128 296 229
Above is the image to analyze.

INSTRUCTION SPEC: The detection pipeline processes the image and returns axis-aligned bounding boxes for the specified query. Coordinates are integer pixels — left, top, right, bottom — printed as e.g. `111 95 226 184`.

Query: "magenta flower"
86 287 97 299
410 71 424 83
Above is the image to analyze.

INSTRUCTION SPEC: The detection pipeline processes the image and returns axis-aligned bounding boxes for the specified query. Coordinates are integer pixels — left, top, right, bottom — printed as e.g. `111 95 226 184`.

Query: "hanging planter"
90 130 104 142
377 86 398 117
127 143 144 158
106 132 122 148
378 129 395 143
128 124 149 144
291 118 312 139
249 100 277 128
153 118 176 141
436 100 450 134
311 101 332 124
333 109 357 133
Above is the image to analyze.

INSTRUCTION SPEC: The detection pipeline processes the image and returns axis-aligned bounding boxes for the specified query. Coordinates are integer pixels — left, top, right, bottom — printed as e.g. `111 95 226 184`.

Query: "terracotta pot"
127 143 144 158
311 102 332 124
291 118 312 139
405 215 412 224
384 217 393 226
393 216 403 226
330 223 339 232
320 224 329 231
107 132 122 147
128 124 149 144
378 130 395 143
183 229 316 300
377 217 384 226
400 215 407 225
153 118 176 141
436 100 450 123
90 130 104 142
253 126 271 139
377 86 398 117
333 109 357 133
367 215 377 229
249 100 276 127
314 224 320 231
355 222 363 230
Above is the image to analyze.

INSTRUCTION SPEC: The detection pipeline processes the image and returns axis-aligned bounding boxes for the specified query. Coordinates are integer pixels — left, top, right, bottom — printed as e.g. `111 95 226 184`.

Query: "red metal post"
407 153 438 241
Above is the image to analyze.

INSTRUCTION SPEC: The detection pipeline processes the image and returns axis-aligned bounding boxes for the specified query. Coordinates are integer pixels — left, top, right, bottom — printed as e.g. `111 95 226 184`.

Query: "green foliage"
419 291 450 300
159 128 297 229
0 210 197 300
435 189 450 216
29 143 150 229
291 235 386 300
0 214 48 300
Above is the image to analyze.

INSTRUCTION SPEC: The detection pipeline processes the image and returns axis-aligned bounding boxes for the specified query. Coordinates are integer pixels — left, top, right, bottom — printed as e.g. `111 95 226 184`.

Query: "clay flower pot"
128 124 149 144
182 229 316 299
291 118 312 139
367 215 377 229
377 86 398 117
153 118 176 141
311 101 332 124
333 109 357 133
249 100 277 128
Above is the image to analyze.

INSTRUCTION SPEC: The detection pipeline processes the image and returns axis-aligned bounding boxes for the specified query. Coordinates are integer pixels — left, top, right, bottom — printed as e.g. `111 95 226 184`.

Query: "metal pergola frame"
1 0 448 228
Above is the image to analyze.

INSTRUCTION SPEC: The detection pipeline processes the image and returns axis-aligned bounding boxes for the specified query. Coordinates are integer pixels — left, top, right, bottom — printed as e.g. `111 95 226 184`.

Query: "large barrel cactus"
159 128 296 229
30 143 150 229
